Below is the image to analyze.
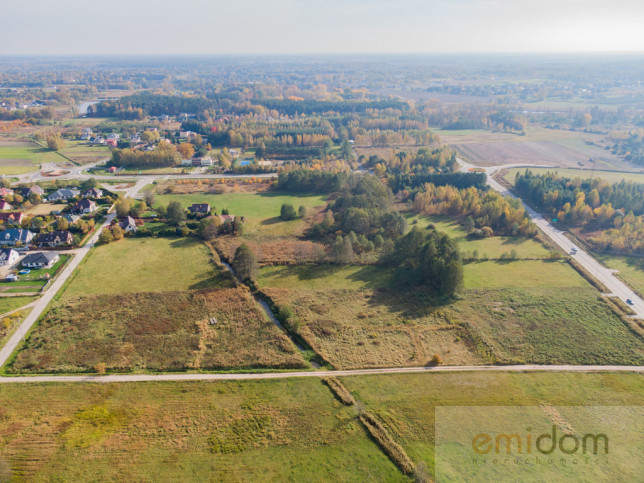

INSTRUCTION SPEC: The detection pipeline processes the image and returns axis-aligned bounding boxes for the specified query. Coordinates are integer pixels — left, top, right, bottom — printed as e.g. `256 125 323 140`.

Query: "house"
198 156 213 167
83 188 103 198
108 166 118 173
48 188 80 202
35 230 74 247
181 159 193 166
106 139 118 148
20 186 45 198
179 130 196 140
0 212 24 225
71 199 98 214
0 188 14 198
0 248 19 266
61 214 80 225
0 228 34 246
0 201 12 211
21 251 59 269
119 216 138 233
188 203 211 215
219 214 235 223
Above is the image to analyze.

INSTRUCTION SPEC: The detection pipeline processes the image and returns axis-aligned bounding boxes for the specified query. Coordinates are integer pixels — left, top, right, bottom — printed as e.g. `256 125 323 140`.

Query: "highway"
458 158 644 319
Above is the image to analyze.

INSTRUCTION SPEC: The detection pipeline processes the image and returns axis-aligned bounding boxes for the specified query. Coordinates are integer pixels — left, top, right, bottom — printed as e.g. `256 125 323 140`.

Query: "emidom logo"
435 406 644 482
472 425 608 456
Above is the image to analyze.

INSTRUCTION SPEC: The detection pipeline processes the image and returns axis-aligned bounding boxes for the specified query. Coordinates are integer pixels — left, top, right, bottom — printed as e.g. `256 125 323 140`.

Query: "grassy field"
340 372 644 480
463 260 587 289
263 287 485 369
0 379 402 481
59 141 110 165
453 287 644 364
9 288 307 373
0 141 69 174
62 237 233 299
24 203 68 216
258 265 394 290
0 296 36 315
405 214 552 259
503 166 644 185
153 192 328 223
596 253 644 295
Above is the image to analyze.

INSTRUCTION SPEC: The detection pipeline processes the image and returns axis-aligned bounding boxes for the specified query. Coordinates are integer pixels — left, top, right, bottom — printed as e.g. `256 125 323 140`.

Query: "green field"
340 372 644 480
0 379 402 481
405 214 552 259
596 253 644 296
0 142 68 174
0 296 36 315
258 265 394 290
463 260 587 289
59 141 110 165
62 237 232 299
153 192 328 222
453 287 644 364
503 166 644 185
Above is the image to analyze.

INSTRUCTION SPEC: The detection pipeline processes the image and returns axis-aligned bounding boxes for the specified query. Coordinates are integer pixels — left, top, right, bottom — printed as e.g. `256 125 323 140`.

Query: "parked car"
626 299 634 306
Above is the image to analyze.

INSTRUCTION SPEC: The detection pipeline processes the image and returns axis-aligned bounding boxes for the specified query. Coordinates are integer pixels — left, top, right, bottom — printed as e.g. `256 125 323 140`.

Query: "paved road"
0 212 116 368
0 364 642 384
459 158 644 318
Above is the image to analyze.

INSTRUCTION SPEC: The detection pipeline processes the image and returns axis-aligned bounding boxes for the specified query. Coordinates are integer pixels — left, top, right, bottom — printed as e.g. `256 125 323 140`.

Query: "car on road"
626 299 634 306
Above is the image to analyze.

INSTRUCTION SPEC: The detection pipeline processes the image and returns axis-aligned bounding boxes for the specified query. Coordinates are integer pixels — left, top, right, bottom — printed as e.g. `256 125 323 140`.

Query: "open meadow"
502 166 644 185
340 372 644 481
0 140 69 174
0 379 402 481
61 237 233 299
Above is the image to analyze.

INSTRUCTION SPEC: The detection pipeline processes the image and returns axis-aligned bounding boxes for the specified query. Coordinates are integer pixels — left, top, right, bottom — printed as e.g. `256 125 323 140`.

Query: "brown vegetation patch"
154 179 272 195
10 288 306 373
215 236 327 265
262 288 484 369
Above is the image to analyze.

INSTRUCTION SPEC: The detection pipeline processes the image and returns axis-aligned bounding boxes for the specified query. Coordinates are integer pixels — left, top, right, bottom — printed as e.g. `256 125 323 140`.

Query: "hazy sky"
2 0 644 55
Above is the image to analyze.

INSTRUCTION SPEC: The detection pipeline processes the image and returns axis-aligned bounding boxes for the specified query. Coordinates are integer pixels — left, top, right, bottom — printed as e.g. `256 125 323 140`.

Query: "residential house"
0 228 34 246
179 130 196 140
61 214 80 225
119 216 138 233
35 230 74 247
0 188 14 198
106 139 118 148
21 251 59 269
71 199 98 214
198 156 213 167
47 188 80 202
181 159 193 166
0 201 12 210
219 214 235 223
108 166 118 173
20 186 45 198
83 188 103 198
0 248 19 266
188 203 211 215
0 212 24 225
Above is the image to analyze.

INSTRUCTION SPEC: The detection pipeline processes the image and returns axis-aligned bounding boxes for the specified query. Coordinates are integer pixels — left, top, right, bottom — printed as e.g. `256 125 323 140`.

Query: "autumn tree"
46 134 65 151
232 243 258 282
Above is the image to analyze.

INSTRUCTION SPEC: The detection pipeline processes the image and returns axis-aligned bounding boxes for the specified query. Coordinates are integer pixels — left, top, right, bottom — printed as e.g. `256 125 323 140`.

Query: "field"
340 372 644 480
453 287 644 364
58 141 110 165
259 257 644 367
9 288 307 373
0 296 35 315
24 203 68 216
503 166 644 185
0 141 69 174
62 237 233 299
405 214 552 259
0 379 402 481
153 191 328 225
444 127 627 170
596 253 644 296
462 260 587 289
263 286 485 369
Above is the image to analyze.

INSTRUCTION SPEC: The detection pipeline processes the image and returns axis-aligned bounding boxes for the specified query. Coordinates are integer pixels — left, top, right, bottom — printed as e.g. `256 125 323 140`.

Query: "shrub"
280 203 297 221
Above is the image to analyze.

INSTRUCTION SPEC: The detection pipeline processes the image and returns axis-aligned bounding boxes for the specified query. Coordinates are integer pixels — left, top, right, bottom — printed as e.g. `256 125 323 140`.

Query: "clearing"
502 166 644 185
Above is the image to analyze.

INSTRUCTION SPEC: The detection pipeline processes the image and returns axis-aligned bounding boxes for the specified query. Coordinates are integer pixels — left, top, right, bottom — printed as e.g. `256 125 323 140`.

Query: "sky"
1 0 644 55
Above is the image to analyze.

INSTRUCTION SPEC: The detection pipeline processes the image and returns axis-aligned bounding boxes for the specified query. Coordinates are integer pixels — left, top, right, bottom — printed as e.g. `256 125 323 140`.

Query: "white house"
0 248 19 266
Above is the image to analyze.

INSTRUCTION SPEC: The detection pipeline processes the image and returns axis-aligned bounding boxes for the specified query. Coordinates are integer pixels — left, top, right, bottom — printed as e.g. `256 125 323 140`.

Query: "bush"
280 203 297 221
430 353 443 365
